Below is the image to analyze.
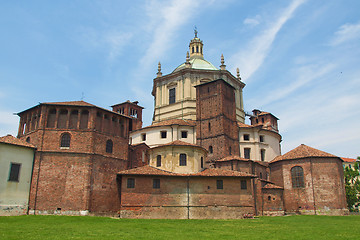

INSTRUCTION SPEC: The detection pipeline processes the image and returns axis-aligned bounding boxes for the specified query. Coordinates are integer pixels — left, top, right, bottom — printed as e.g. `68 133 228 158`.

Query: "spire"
189 28 204 60
220 54 226 70
236 68 241 80
157 62 162 77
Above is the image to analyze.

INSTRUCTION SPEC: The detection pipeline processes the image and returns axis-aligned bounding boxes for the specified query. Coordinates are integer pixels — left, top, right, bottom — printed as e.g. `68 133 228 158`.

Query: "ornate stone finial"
220 54 226 70
194 26 198 38
185 52 191 68
186 51 190 62
157 62 162 77
236 68 241 80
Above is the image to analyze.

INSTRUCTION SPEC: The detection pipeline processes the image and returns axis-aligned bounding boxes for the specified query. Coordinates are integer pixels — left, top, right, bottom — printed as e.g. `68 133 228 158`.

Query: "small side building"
0 135 36 216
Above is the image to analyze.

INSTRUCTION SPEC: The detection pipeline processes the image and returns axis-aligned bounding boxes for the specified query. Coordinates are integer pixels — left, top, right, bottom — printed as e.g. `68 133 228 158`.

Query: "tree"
344 161 360 211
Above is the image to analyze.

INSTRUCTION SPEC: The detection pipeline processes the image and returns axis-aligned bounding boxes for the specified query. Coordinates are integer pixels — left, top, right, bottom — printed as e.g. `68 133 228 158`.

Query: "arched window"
157 155 161 167
209 146 213 154
26 137 30 143
106 140 113 153
192 46 194 53
291 166 305 188
208 122 211 132
196 46 199 53
60 133 71 148
179 154 187 166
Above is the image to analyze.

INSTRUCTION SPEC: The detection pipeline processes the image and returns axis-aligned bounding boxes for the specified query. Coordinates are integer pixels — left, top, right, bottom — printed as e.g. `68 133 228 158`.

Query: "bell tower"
189 28 204 59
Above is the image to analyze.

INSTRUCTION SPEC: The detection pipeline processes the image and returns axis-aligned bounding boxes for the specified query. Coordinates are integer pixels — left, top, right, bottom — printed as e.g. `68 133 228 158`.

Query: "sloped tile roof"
0 135 36 149
270 144 338 163
151 119 196 127
43 100 96 107
215 155 249 162
118 165 256 178
262 183 283 189
237 122 253 128
341 157 357 163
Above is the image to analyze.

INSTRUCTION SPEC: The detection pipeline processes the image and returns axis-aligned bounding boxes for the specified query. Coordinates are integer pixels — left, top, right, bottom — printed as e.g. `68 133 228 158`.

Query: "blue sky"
0 0 359 158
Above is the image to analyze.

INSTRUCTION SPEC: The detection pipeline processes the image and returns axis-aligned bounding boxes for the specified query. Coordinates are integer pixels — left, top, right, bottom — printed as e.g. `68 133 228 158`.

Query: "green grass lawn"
1 215 360 240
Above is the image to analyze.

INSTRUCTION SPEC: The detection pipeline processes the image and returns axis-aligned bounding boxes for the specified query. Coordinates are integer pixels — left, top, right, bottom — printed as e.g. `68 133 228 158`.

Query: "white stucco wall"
0 143 35 216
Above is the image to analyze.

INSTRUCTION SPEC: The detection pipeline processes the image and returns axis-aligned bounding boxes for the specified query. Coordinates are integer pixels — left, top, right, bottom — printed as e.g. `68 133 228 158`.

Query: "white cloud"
330 21 360 46
243 15 261 27
230 0 306 80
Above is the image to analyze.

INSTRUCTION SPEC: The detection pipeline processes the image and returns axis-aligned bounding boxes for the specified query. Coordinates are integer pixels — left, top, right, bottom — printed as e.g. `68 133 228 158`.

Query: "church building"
4 32 347 218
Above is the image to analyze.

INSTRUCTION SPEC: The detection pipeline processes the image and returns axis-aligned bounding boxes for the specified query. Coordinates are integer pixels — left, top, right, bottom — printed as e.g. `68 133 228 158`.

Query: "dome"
172 58 218 73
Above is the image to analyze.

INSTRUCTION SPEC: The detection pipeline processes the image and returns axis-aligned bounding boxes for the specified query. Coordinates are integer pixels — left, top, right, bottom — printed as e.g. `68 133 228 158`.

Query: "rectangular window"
8 163 21 182
153 179 160 189
244 148 251 159
243 134 250 141
181 131 188 138
217 180 223 189
141 133 146 141
260 135 264 142
169 88 176 104
161 131 167 139
261 149 266 162
127 178 135 188
179 153 187 166
241 180 247 190
156 155 161 167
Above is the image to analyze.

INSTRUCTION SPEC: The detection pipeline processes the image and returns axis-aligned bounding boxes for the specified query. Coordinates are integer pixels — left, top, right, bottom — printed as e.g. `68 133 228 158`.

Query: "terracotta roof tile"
237 122 253 128
341 157 357 163
262 183 283 189
0 135 36 149
270 144 338 163
118 165 256 178
215 155 249 162
151 119 196 127
43 100 96 107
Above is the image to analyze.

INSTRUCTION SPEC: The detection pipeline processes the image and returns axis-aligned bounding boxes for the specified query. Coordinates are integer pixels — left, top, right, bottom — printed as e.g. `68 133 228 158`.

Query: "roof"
0 135 36 149
118 165 256 178
262 183 283 189
173 58 218 73
237 122 253 128
270 144 339 163
341 157 358 163
111 100 144 109
215 155 249 162
131 119 196 133
151 140 207 152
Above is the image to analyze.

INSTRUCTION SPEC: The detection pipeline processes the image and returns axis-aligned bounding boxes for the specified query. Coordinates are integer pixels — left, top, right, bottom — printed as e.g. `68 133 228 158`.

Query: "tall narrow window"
8 163 21 182
127 178 135 188
201 157 204 168
60 133 71 148
260 135 264 142
244 148 251 159
26 137 30 143
179 154 187 166
241 180 247 189
169 88 176 104
229 147 232 155
142 133 146 141
261 149 265 162
156 155 161 167
208 122 211 132
291 166 305 188
209 146 213 154
106 140 113 153
217 180 223 189
153 179 160 189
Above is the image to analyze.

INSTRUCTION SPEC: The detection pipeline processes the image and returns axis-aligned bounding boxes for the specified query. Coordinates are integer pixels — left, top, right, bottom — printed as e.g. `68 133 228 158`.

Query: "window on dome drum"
241 180 247 190
160 131 167 139
217 180 223 189
201 157 204 168
244 148 251 159
260 135 264 142
181 131 188 138
261 149 265 162
179 154 187 166
106 140 113 153
169 88 176 104
291 166 305 188
209 146 213 154
8 163 21 182
60 133 71 148
243 134 250 141
157 155 161 167
127 178 135 188
153 179 160 189
141 133 146 141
